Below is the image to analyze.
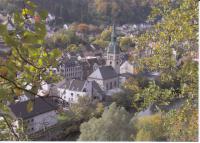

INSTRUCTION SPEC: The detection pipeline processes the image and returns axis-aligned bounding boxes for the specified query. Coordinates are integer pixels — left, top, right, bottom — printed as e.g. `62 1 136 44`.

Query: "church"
88 25 121 94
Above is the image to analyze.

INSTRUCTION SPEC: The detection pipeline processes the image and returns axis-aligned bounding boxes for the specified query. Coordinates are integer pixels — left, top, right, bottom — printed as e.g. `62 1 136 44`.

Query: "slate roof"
63 58 81 67
56 79 86 92
120 73 134 78
69 80 85 91
88 66 118 80
56 79 71 89
92 81 105 95
9 97 58 120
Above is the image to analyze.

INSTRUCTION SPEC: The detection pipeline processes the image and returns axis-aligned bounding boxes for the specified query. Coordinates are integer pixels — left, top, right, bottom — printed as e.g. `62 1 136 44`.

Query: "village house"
55 79 104 103
9 97 59 135
120 60 139 75
59 58 83 80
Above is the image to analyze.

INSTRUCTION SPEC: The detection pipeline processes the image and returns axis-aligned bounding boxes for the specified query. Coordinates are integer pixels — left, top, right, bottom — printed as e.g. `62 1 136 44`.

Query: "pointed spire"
111 24 116 43
107 23 120 54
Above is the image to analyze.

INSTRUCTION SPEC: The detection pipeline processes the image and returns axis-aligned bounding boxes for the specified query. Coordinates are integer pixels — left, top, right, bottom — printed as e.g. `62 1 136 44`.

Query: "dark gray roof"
89 66 118 80
99 66 118 79
69 80 85 91
120 73 134 78
92 81 104 95
56 79 86 92
9 97 58 119
62 58 81 67
56 80 71 89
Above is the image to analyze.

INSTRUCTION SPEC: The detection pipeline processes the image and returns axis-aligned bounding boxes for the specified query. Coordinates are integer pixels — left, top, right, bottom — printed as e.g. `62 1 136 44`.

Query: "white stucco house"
56 79 88 103
120 60 139 75
9 97 59 135
55 79 104 104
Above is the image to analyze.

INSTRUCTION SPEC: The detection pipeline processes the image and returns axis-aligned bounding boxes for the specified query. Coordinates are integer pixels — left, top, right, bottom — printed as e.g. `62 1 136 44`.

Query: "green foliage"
163 101 198 142
91 27 111 48
78 102 134 141
133 81 175 111
112 92 132 111
70 96 96 120
46 29 79 49
100 28 111 41
134 114 165 141
28 0 151 25
95 102 104 117
66 44 80 52
129 0 198 141
119 36 135 51
0 1 61 140
92 39 109 48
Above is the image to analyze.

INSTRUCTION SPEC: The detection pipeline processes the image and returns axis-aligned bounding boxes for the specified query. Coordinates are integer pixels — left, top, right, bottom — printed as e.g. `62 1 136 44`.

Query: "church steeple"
107 24 120 54
111 24 116 43
106 24 120 74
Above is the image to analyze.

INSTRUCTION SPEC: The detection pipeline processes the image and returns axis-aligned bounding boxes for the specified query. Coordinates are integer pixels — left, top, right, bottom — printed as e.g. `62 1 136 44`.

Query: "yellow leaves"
135 114 164 141
22 8 28 17
14 88 21 96
38 59 43 67
27 100 33 113
0 67 8 77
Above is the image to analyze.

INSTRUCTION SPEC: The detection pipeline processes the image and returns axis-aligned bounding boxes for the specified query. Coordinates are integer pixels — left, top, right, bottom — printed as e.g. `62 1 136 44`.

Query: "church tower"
106 24 120 74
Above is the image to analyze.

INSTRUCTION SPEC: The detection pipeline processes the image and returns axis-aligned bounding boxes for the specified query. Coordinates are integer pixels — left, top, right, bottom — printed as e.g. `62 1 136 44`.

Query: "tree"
163 102 198 142
76 23 89 34
100 27 111 41
78 102 134 141
0 0 61 140
66 44 80 52
130 0 198 141
133 114 165 141
119 36 135 51
70 96 96 120
111 92 132 111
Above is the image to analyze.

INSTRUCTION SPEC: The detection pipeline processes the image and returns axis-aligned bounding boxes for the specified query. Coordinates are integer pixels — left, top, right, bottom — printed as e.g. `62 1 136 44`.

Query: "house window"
71 93 73 96
31 119 34 122
83 88 86 92
110 61 112 65
31 128 34 131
